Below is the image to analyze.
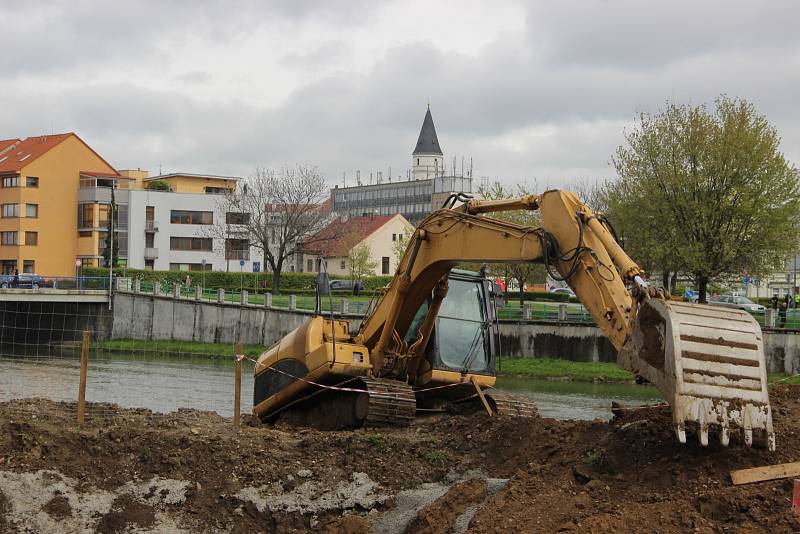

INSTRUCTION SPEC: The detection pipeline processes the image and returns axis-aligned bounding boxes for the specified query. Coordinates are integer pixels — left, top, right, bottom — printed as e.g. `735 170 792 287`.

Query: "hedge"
85 267 393 293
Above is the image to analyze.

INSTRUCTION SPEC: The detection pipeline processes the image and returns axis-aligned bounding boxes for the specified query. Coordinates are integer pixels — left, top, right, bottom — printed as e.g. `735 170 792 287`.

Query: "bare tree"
211 165 331 294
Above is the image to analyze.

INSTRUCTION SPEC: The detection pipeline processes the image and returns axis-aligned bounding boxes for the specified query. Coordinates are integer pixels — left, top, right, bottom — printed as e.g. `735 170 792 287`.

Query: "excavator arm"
356 190 774 450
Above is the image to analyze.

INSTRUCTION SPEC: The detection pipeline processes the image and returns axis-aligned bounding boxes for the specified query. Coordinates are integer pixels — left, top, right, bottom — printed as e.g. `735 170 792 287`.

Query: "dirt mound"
405 478 487 534
2 385 799 532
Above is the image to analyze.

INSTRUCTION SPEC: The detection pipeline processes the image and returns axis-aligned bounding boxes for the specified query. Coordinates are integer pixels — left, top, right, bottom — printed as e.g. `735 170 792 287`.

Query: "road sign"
239 259 245 268
253 262 261 273
754 279 761 287
743 275 750 285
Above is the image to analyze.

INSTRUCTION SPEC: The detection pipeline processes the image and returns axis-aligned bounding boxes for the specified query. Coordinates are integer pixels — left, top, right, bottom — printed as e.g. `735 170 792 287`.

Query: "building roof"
413 107 443 156
304 214 398 257
80 170 132 180
144 172 241 182
0 132 117 174
0 139 20 155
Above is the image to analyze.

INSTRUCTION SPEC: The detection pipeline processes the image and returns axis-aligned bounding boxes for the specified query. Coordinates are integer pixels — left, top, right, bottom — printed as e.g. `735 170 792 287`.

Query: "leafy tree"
347 242 378 281
477 181 546 302
392 233 408 267
102 186 119 268
609 96 800 302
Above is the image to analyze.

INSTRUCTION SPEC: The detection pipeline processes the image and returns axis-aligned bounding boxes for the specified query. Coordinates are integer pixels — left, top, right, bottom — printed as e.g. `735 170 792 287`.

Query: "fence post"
234 342 243 429
558 303 568 322
134 278 141 293
173 283 181 299
765 309 775 328
195 286 202 301
289 295 297 310
341 299 350 314
217 288 225 303
523 302 532 320
77 330 89 426
264 292 272 308
154 281 161 296
241 290 249 306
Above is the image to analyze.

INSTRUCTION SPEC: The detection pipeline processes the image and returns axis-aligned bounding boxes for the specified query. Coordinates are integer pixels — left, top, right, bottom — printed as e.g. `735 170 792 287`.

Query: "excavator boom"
356 189 774 449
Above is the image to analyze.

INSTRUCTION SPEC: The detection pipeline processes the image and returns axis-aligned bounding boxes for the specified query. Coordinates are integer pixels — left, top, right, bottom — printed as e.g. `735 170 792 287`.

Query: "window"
340 260 346 270
392 233 396 241
25 232 37 246
1 231 19 245
145 233 154 248
79 230 92 238
170 237 213 251
1 260 16 274
1 176 19 188
1 204 18 218
205 187 230 194
78 204 94 228
382 256 390 274
23 260 34 273
225 238 250 260
98 204 110 227
170 210 213 225
26 176 38 188
144 259 154 271
226 212 250 225
307 259 313 272
145 206 154 221
25 204 38 218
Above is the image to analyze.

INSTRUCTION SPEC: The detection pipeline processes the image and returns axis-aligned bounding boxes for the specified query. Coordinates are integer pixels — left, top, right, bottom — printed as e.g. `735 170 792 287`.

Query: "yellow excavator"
253 190 775 450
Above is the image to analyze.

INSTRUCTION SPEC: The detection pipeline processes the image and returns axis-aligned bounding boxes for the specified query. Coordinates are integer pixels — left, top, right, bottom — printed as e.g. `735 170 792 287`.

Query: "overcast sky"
2 0 798 190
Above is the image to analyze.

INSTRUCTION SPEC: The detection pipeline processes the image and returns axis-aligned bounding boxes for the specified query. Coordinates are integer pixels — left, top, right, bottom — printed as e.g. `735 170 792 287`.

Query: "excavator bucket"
619 299 775 450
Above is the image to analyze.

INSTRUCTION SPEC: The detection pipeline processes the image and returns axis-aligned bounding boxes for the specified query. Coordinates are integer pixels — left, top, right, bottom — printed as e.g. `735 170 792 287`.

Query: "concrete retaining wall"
111 292 363 347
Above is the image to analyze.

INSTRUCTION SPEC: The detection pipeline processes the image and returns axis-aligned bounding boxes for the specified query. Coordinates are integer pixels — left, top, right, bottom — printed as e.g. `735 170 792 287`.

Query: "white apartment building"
124 173 271 273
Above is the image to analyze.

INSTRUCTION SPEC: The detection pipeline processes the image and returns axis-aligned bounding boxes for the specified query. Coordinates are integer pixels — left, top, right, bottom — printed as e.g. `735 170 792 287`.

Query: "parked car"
550 287 576 299
0 273 45 289
708 294 765 313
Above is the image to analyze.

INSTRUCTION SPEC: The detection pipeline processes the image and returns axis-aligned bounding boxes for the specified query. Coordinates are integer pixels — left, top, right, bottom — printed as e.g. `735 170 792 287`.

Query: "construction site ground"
1 385 799 533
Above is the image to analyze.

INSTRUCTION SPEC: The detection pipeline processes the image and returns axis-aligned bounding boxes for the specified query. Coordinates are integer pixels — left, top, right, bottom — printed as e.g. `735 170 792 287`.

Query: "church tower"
412 105 444 180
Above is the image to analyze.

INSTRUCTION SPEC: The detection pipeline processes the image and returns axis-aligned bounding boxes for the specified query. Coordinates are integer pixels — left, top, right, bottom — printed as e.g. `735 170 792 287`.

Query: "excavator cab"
406 270 498 378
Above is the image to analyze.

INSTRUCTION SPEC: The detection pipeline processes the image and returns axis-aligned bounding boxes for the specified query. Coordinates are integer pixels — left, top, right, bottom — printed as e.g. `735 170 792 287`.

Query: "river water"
0 353 663 420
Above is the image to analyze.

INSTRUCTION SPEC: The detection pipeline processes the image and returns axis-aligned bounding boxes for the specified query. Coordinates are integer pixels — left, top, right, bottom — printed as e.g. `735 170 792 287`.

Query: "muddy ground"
1 385 799 533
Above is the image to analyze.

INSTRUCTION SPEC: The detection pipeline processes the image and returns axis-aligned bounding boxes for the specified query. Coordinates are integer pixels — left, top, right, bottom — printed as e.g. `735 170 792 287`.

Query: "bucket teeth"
720 427 730 447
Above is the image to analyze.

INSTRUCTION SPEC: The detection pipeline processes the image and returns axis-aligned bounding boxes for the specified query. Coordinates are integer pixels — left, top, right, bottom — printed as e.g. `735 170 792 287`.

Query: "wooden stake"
731 461 800 485
77 330 89 426
234 342 242 429
471 376 493 417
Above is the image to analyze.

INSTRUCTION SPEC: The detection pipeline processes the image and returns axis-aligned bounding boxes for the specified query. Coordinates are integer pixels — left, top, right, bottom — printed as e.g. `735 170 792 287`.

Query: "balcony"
145 220 159 232
144 247 158 260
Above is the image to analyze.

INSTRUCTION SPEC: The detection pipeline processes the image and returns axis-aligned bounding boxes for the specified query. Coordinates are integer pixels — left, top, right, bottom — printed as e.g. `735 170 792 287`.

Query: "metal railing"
144 247 158 259
145 220 159 232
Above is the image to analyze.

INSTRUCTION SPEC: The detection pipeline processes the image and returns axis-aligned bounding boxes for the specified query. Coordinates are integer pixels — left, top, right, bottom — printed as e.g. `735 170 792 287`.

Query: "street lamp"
75 259 81 289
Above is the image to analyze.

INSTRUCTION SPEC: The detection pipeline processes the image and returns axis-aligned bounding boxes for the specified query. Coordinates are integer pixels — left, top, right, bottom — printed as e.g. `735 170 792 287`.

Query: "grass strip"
93 339 265 358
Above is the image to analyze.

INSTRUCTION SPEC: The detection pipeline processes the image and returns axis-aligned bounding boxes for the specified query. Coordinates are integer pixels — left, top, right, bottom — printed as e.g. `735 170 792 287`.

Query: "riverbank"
92 339 265 358
2 387 799 532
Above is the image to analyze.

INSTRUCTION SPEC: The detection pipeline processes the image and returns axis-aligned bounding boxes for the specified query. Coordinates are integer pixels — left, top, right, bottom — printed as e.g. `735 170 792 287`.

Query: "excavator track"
485 392 539 418
362 378 417 427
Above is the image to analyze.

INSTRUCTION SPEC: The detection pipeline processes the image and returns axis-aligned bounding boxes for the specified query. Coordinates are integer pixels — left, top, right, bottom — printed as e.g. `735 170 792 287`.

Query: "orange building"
0 133 118 276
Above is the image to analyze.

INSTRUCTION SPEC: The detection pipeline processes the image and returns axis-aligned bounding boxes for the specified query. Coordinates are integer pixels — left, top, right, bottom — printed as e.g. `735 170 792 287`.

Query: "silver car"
708 294 765 313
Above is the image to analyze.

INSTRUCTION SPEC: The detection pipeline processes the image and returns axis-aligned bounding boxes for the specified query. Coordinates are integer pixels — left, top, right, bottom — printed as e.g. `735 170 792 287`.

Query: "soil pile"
1 385 799 532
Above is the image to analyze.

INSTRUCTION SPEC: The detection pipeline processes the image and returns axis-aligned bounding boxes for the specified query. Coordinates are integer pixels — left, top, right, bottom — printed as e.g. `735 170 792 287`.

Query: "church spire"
413 106 443 156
